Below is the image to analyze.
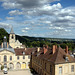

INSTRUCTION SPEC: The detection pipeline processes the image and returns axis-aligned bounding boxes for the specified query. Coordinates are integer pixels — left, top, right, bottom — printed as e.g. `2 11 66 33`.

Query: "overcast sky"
0 0 75 38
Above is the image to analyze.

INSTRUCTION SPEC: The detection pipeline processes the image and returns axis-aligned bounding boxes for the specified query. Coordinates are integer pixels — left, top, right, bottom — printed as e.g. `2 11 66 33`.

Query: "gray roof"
0 48 15 53
10 27 14 34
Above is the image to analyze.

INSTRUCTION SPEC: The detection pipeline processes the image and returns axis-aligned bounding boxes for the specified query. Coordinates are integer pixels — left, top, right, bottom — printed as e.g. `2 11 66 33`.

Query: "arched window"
9 63 14 70
4 55 7 62
10 56 12 60
17 56 19 60
23 56 25 59
16 62 21 69
12 35 14 39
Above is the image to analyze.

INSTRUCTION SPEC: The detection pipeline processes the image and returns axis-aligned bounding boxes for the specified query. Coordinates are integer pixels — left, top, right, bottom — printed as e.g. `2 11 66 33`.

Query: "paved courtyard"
0 70 33 75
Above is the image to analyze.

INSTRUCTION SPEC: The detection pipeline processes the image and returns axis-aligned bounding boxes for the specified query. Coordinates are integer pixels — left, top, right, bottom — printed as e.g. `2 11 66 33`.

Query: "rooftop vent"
65 56 69 62
63 55 69 62
22 52 25 55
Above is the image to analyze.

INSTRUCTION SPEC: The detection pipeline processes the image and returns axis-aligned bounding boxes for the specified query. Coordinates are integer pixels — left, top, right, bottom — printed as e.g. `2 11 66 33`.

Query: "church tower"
9 27 16 47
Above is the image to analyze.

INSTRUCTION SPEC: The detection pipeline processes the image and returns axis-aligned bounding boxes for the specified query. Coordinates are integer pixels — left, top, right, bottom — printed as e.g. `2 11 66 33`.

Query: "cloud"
6 17 14 20
9 10 23 15
1 0 60 9
0 0 75 38
0 22 11 29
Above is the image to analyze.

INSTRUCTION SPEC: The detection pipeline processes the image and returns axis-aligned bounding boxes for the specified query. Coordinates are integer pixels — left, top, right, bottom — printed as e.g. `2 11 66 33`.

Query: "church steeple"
9 27 15 46
10 27 14 34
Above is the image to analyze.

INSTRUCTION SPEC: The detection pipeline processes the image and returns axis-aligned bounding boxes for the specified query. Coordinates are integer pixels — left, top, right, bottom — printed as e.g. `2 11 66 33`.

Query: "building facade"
9 28 25 48
0 28 32 70
31 45 75 75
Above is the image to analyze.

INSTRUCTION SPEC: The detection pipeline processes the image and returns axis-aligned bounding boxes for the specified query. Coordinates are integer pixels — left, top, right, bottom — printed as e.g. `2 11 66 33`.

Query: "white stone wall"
0 50 30 70
55 63 75 75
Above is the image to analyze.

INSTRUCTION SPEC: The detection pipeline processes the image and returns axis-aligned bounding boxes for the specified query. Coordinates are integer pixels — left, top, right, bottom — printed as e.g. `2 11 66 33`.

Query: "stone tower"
9 27 15 48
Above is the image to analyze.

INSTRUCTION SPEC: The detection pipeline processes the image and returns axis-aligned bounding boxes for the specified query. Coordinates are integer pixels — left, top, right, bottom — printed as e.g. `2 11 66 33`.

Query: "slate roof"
0 48 15 53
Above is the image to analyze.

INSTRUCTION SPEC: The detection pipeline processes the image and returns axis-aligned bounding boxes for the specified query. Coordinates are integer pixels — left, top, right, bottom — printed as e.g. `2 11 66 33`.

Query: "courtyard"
0 70 33 75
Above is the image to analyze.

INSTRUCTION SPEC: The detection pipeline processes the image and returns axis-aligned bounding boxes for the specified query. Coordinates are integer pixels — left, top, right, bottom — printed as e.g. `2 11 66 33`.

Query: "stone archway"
16 62 21 69
21 62 26 69
9 63 14 70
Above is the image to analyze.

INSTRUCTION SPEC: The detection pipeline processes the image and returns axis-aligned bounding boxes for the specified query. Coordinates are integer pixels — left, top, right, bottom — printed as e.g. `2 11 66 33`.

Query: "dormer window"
65 56 69 62
63 55 69 62
22 52 25 55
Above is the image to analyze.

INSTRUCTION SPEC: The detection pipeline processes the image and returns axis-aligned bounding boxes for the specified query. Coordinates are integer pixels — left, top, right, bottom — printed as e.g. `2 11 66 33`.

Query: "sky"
0 0 75 39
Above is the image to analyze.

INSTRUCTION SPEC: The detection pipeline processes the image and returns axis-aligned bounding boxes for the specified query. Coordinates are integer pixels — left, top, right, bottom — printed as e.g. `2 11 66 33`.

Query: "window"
28 55 30 59
17 56 19 60
45 63 46 70
4 55 7 62
71 65 74 72
50 65 52 74
59 67 62 75
12 35 14 39
10 56 12 60
23 56 25 59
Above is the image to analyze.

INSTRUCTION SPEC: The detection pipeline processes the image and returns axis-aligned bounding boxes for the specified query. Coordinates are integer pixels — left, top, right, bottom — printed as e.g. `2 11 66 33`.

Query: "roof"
14 48 36 55
49 47 75 64
0 48 15 53
32 46 75 64
10 27 14 34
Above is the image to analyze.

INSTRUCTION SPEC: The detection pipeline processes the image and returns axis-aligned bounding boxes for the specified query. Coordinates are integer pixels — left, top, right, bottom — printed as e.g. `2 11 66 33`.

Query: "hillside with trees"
0 28 75 51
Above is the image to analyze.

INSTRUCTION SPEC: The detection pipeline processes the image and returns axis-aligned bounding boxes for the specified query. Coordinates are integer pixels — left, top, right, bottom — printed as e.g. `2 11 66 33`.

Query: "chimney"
52 45 56 54
55 45 57 50
7 42 8 48
25 48 27 50
65 46 68 54
43 45 48 54
1 43 3 48
37 47 40 52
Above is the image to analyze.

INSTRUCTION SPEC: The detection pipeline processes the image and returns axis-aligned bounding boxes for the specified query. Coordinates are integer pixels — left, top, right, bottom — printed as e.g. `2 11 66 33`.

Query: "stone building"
9 28 25 48
31 45 75 75
0 28 34 70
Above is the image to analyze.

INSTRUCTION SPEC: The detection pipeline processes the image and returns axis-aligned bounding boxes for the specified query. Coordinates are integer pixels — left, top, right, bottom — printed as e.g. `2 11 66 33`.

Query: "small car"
4 70 8 74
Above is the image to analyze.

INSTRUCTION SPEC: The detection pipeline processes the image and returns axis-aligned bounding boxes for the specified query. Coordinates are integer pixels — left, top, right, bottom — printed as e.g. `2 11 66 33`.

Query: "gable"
0 50 15 55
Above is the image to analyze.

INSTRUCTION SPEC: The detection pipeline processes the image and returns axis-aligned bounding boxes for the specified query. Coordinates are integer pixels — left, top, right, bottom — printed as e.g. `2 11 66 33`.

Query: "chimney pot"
66 46 68 54
43 45 48 54
53 45 56 54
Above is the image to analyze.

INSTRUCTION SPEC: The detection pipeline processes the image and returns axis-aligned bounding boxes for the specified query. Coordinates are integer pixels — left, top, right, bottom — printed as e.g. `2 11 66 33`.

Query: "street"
0 70 33 75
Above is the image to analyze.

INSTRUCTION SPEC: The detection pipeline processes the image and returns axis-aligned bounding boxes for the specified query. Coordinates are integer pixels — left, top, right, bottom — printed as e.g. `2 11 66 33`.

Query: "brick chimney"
55 45 57 50
43 45 48 54
65 46 68 54
1 43 3 48
53 45 57 54
25 48 27 50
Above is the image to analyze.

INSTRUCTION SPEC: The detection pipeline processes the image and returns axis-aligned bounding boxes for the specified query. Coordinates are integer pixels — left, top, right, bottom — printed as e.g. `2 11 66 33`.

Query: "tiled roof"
32 46 75 64
49 47 75 64
14 48 36 55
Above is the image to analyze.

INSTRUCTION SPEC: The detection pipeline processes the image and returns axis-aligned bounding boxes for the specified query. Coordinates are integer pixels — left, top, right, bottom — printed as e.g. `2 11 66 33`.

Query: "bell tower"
9 27 15 47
